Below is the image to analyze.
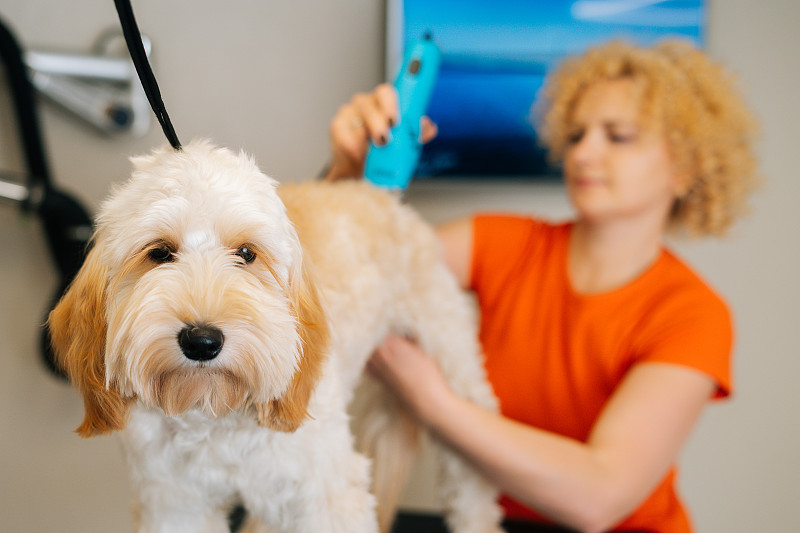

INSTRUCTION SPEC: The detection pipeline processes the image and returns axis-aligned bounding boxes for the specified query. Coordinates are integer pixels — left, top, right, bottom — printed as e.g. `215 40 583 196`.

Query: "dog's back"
278 181 502 533
278 181 447 391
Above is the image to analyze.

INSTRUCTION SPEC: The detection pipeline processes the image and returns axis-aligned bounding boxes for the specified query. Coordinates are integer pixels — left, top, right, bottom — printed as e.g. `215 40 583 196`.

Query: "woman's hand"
366 334 454 425
325 83 438 181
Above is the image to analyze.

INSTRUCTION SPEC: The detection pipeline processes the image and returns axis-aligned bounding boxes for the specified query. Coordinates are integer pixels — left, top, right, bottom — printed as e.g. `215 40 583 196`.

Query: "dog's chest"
122 407 272 471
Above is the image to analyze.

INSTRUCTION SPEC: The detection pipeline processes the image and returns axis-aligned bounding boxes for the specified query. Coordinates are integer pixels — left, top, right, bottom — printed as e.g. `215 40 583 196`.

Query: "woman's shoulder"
471 214 571 268
469 214 572 293
472 213 570 242
658 251 728 305
639 249 732 331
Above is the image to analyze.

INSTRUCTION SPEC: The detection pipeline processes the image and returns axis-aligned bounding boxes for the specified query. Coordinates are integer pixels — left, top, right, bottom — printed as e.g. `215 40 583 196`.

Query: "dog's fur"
49 140 502 533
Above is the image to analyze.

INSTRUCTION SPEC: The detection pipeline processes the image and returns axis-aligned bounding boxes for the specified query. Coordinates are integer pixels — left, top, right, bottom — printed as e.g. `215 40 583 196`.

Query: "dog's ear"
48 243 132 437
257 257 329 432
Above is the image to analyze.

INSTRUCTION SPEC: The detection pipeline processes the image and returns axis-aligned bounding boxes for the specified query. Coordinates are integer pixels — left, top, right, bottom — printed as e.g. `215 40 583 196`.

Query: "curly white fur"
49 139 503 533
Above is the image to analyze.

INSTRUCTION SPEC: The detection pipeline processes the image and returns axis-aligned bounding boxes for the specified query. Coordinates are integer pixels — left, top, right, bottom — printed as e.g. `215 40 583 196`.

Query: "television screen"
386 0 705 179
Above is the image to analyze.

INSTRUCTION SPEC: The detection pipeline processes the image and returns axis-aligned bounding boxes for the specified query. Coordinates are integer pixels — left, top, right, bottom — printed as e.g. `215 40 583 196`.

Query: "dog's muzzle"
178 324 224 361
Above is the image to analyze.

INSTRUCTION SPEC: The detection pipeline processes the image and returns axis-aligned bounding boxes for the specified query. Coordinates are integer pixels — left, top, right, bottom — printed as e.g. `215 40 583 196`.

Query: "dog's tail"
351 377 420 533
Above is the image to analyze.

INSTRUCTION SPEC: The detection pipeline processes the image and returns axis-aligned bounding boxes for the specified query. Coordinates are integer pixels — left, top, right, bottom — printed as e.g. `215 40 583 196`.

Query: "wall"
0 1 797 531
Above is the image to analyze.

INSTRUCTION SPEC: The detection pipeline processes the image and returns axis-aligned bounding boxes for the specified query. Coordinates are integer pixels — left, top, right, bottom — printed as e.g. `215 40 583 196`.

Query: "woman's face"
563 78 684 228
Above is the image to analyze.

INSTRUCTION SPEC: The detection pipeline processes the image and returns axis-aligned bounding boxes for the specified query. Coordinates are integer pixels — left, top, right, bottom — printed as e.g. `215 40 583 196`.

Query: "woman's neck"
568 217 665 295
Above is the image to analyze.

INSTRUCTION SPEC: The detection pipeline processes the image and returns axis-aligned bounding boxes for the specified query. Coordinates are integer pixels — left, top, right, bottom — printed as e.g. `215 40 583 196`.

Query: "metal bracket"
24 29 152 137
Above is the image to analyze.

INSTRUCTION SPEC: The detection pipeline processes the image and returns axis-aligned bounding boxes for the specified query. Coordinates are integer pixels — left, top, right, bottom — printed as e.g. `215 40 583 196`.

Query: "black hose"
0 13 93 378
0 14 52 195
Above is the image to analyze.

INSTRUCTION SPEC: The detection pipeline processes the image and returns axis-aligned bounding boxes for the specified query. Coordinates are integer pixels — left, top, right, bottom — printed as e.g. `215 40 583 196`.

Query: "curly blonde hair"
536 40 760 237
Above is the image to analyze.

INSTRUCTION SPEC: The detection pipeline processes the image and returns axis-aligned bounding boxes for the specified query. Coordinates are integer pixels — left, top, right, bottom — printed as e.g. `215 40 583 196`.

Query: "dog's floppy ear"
257 257 329 432
48 243 132 437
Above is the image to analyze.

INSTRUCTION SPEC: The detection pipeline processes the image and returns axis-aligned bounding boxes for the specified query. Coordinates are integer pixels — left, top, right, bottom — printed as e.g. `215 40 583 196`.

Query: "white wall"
0 1 797 531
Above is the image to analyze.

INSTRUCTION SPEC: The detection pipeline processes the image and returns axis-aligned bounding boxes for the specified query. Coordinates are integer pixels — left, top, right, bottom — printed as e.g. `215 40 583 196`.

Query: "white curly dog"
49 140 502 533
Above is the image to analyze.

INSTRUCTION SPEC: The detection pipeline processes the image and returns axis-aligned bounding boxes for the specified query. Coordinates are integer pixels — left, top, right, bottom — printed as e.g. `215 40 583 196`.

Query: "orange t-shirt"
470 215 733 533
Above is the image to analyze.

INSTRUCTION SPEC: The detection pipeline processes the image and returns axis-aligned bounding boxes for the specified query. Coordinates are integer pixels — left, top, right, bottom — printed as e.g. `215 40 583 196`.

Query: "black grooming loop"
113 0 181 150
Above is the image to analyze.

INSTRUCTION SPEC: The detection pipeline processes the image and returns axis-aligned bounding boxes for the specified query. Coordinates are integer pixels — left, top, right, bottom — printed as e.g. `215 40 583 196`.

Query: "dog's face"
49 140 328 437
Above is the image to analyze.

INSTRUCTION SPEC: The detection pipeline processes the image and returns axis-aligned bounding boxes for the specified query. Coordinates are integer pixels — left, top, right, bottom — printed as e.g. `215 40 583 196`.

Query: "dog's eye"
148 243 175 263
235 245 257 264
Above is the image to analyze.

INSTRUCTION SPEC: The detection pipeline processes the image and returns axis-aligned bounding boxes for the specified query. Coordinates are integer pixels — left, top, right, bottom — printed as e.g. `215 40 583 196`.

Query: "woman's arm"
368 335 716 533
435 218 473 289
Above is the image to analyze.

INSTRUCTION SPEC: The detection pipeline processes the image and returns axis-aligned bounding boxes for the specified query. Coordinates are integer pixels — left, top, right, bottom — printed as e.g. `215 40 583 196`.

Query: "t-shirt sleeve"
469 215 546 306
636 287 734 399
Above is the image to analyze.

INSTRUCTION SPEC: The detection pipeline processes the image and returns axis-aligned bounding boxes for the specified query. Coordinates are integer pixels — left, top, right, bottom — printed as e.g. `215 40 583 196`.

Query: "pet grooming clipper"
364 35 441 189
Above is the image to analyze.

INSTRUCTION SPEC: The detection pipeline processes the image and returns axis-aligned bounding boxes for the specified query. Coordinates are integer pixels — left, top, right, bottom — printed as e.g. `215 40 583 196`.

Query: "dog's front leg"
121 409 235 533
240 435 379 533
239 381 379 533
132 497 231 533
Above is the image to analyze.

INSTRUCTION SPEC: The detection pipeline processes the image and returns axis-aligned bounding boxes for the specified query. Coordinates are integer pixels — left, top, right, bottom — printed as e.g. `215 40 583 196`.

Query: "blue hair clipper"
364 35 441 189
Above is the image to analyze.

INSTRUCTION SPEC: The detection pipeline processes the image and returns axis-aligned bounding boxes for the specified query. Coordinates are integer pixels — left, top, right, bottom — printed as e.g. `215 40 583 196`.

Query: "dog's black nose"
178 324 224 361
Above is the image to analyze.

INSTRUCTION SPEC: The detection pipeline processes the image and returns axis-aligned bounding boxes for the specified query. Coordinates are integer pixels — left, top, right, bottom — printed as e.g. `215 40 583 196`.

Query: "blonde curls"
536 40 760 237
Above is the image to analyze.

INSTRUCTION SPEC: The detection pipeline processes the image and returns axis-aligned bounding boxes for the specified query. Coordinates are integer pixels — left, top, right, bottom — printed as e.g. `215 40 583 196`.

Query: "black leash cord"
113 0 182 150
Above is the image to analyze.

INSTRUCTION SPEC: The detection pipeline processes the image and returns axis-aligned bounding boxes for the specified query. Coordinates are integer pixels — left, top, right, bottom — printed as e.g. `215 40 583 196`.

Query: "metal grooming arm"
0 174 30 204
25 32 152 138
0 32 151 206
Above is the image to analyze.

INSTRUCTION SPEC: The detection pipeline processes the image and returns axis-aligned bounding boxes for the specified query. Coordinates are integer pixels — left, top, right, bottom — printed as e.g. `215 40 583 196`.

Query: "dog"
49 139 503 533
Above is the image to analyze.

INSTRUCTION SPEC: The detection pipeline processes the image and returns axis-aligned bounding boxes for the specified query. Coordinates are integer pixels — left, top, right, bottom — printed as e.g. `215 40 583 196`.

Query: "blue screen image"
396 0 704 178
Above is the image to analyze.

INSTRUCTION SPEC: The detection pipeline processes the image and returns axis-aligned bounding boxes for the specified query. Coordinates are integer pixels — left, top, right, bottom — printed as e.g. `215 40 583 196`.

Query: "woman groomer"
327 40 759 533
